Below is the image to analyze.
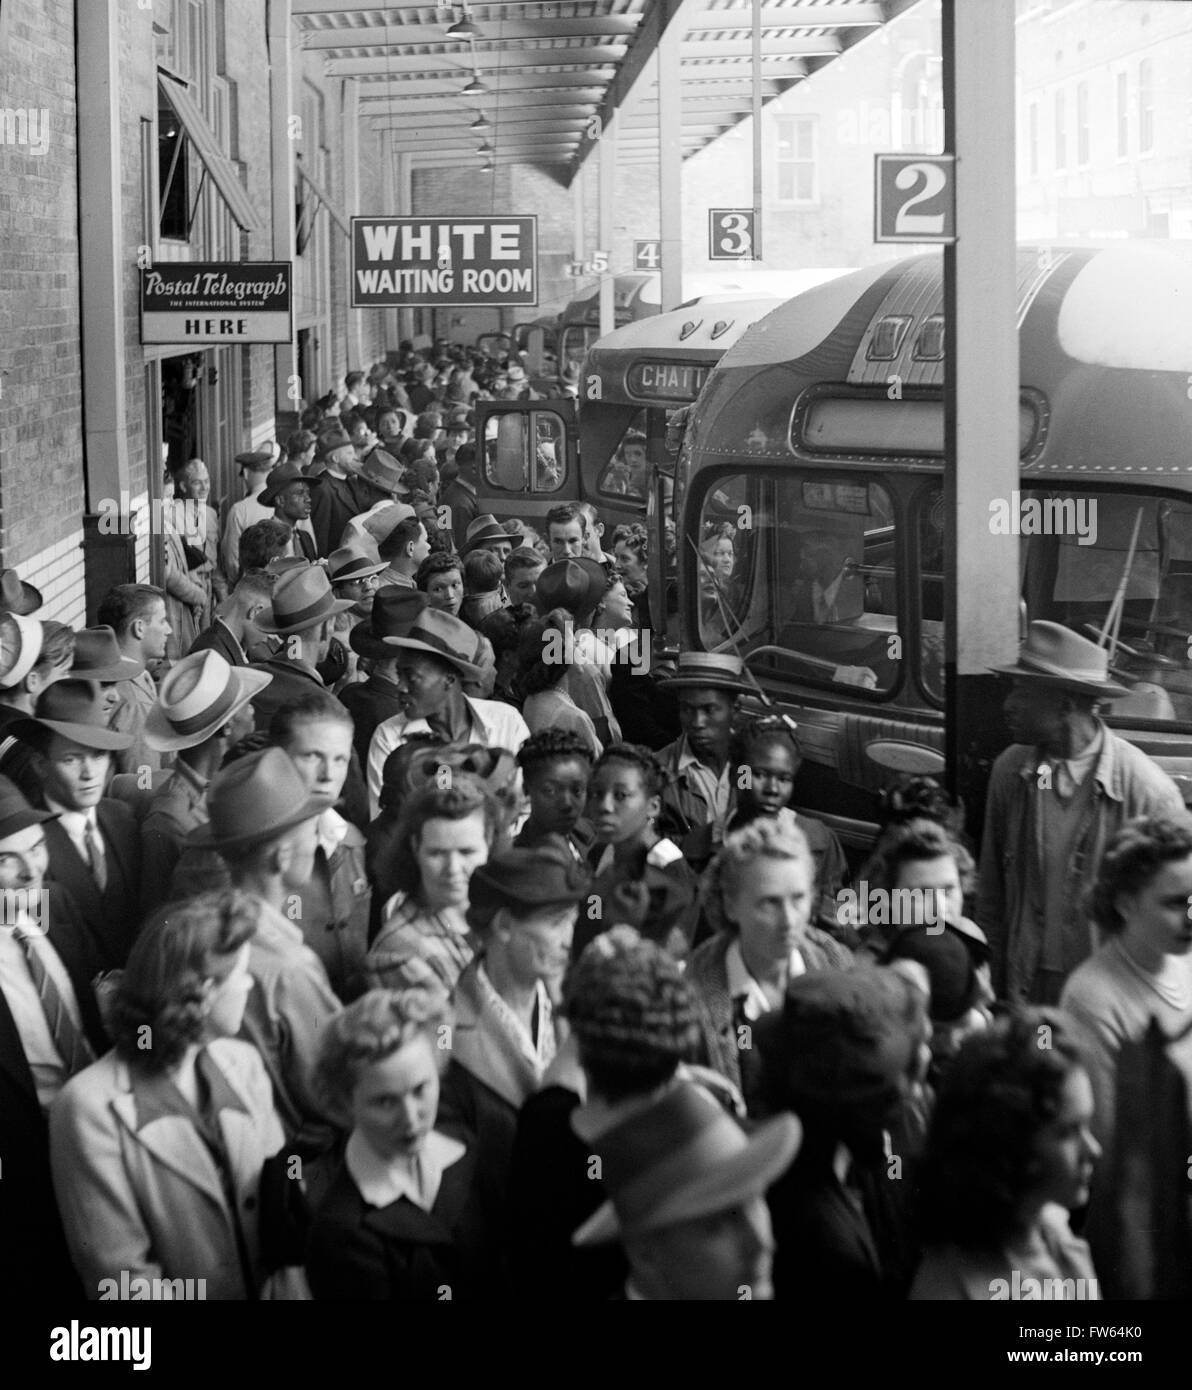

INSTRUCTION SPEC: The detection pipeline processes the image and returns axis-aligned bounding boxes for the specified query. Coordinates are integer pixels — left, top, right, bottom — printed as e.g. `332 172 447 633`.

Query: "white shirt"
367 696 530 816
0 908 85 1110
44 798 104 881
724 938 805 1022
220 493 274 580
345 1127 465 1213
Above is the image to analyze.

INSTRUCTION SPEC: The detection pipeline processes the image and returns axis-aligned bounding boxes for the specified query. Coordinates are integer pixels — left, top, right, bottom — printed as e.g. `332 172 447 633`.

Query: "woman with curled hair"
689 816 852 1114
1060 814 1192 1293
365 774 501 995
49 891 302 1300
517 607 610 756
306 988 498 1300
572 743 698 962
910 1008 1101 1300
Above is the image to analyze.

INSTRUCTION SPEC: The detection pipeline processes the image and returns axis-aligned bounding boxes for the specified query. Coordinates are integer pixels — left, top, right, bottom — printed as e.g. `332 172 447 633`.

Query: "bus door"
473 398 578 529
476 331 514 361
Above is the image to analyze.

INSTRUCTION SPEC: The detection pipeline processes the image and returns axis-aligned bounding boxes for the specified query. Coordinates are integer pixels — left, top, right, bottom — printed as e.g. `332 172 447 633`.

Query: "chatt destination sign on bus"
351 216 538 308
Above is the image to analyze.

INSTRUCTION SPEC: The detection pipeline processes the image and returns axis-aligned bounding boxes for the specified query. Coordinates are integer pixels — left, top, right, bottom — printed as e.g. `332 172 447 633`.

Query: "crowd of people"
2 343 1191 1303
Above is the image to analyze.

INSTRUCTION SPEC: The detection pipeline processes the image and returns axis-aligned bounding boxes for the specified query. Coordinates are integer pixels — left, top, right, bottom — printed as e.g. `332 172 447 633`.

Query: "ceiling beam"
350 71 614 95
360 88 606 113
369 108 594 130
683 3 884 30
675 59 806 79
679 37 836 60
385 126 590 148
325 47 626 78
297 17 643 47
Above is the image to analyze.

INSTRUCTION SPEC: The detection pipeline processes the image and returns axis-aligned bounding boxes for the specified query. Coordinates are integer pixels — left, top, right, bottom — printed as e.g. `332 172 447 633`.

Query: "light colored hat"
657 650 755 695
144 650 272 752
0 613 44 690
256 565 354 635
991 621 1129 697
385 608 484 682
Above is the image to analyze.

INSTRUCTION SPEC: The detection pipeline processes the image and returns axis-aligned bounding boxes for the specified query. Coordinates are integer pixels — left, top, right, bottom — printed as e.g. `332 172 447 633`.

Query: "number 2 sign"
874 154 956 244
708 209 757 261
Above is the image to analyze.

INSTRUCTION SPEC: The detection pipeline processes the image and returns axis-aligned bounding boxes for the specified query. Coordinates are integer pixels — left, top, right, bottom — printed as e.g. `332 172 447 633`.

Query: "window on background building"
775 116 818 205
1053 87 1067 170
1138 57 1155 153
1116 69 1129 157
1076 81 1089 166
1028 102 1039 176
158 91 190 242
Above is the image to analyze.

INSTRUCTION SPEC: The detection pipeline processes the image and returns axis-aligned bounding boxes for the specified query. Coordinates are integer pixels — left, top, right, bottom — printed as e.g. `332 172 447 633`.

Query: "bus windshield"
695 471 1192 727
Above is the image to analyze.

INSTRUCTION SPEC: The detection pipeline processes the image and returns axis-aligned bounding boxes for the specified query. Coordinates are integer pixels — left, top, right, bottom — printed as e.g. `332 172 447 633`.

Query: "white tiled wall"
19 529 87 628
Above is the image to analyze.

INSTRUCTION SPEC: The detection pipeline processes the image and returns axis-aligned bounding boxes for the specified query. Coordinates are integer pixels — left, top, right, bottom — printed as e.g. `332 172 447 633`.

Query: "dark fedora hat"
357 448 411 498
385 608 484 682
314 425 353 461
258 460 324 509
189 746 323 853
349 587 428 659
71 626 144 683
327 541 387 586
13 679 134 753
0 569 43 617
463 514 524 554
0 775 57 841
657 650 755 696
535 557 610 621
572 1080 801 1246
256 565 354 636
235 447 275 471
469 841 591 914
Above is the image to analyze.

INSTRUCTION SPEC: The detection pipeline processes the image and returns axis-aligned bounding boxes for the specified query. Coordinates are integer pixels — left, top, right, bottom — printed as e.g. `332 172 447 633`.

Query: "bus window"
918 485 945 703
1020 489 1192 726
695 473 903 696
597 412 650 499
483 409 569 494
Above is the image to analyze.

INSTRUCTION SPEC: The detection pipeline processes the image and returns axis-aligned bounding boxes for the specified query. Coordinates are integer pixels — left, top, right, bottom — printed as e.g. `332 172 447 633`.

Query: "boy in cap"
220 449 277 584
15 682 140 970
192 746 343 1161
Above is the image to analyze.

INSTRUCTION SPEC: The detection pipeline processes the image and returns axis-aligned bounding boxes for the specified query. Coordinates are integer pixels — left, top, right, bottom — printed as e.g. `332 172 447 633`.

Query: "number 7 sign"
874 154 956 244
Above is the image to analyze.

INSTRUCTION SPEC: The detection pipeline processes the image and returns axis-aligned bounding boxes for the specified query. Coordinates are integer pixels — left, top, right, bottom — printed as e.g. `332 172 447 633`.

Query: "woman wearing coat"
49 891 303 1300
306 987 499 1300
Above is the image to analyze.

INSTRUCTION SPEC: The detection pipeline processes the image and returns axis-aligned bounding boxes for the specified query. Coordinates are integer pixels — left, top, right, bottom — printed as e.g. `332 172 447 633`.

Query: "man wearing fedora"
309 425 368 557
462 514 524 564
249 565 371 830
365 608 530 816
220 449 278 585
191 748 343 1161
977 620 1184 1004
655 652 754 849
189 569 276 668
347 448 411 538
0 567 43 617
139 650 271 916
340 589 427 771
0 777 111 1300
96 584 175 777
441 441 480 552
0 613 75 802
14 682 141 970
259 460 321 565
327 541 388 690
571 1077 801 1299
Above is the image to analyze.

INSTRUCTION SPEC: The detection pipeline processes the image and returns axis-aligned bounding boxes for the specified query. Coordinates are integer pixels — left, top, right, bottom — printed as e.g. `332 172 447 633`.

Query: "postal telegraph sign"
140 262 292 344
351 216 538 308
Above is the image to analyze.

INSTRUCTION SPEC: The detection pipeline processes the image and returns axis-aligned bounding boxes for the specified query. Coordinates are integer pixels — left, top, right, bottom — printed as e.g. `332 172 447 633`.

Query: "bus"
471 296 788 562
678 243 1192 851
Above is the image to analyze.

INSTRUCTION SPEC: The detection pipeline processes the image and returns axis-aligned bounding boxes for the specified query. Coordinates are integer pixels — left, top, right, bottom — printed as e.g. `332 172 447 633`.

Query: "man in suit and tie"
13 682 142 971
0 778 109 1299
258 460 321 564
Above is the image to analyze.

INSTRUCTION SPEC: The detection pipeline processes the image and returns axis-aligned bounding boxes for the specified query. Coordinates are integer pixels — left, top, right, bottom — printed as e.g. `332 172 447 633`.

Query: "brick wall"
0 0 86 616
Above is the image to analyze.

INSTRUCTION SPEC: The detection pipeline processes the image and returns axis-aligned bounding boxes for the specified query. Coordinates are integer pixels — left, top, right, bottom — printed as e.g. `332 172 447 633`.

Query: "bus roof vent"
710 319 734 340
679 319 702 341
914 314 945 360
866 314 913 361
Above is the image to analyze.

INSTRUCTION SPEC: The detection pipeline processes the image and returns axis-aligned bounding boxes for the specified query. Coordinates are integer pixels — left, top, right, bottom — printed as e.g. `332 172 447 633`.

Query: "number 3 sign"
708 209 757 261
874 154 956 244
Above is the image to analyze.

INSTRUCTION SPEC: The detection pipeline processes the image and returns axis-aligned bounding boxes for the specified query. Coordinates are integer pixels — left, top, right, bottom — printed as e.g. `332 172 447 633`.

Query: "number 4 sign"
634 239 662 271
874 154 956 244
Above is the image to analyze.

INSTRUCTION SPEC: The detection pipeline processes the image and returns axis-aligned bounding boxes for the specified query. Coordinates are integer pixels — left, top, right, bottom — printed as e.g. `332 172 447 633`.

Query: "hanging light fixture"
447 11 480 38
477 140 493 156
470 112 491 132
480 158 494 172
461 73 488 96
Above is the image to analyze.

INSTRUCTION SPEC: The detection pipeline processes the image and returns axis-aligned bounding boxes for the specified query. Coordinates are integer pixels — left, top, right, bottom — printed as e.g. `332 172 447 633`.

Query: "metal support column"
343 79 364 370
598 112 618 339
268 0 298 427
380 134 400 355
944 0 1019 844
751 0 763 261
77 0 133 616
396 152 415 346
658 41 683 311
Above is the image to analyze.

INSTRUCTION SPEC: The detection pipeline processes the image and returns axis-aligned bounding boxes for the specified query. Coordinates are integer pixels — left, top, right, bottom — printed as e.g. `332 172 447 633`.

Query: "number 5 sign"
708 209 757 261
874 154 956 244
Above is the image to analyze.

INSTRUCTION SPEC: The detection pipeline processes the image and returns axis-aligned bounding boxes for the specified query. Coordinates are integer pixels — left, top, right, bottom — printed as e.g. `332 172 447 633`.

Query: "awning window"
158 73 265 236
297 158 349 240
